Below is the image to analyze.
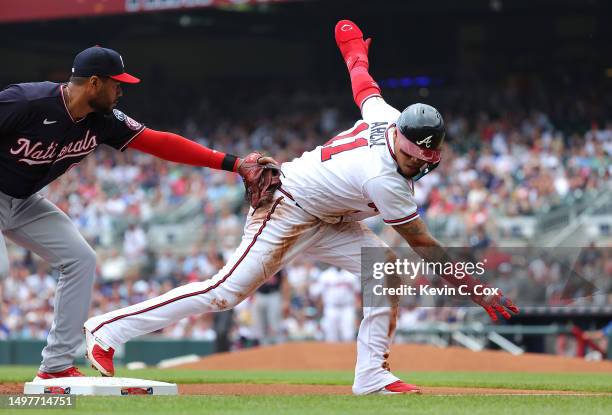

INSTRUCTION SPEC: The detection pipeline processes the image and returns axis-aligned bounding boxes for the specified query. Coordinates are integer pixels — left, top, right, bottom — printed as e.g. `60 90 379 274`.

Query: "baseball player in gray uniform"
0 46 277 380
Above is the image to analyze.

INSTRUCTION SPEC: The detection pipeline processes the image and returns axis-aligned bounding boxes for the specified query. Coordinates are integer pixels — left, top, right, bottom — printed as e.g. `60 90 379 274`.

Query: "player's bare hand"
237 152 282 209
471 288 520 322
335 19 372 70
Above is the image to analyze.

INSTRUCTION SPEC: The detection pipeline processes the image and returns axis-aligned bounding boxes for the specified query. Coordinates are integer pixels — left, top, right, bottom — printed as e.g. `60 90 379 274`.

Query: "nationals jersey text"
0 82 145 198
281 98 419 225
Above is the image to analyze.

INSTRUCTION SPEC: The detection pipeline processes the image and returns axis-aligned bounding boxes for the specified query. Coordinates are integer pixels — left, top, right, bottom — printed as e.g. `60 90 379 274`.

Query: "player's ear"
88 75 103 91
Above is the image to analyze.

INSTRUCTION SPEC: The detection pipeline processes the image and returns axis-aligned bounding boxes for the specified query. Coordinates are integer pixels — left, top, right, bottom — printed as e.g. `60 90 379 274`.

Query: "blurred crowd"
2 244 610 343
0 76 610 342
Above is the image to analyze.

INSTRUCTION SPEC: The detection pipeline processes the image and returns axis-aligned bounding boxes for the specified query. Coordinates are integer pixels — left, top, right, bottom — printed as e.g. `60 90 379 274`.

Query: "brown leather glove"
237 152 282 209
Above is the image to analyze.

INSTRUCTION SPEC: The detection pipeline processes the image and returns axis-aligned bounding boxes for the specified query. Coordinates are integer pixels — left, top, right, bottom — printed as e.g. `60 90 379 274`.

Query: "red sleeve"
349 66 382 109
128 128 240 172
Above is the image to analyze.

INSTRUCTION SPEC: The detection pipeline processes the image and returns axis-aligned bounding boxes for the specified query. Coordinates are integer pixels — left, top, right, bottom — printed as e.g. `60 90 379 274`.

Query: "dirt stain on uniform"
382 349 391 371
237 197 319 300
382 249 401 338
211 298 229 310
265 221 317 276
387 304 399 337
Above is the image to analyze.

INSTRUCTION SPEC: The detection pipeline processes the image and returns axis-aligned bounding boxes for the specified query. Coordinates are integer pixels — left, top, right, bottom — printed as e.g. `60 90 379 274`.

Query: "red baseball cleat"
334 19 371 70
335 19 364 45
34 366 85 381
84 328 115 377
376 380 422 395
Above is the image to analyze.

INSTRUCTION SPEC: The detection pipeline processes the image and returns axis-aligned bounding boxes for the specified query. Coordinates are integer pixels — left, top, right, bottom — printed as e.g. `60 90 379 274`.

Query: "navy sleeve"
100 108 145 151
0 85 29 135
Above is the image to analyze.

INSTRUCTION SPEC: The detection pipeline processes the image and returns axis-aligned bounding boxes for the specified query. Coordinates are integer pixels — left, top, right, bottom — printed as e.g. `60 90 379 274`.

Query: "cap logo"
416 135 433 148
341 24 353 31
119 55 124 68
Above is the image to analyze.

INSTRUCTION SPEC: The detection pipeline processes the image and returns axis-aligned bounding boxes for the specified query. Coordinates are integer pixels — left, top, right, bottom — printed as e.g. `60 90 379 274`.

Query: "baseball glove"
238 152 282 209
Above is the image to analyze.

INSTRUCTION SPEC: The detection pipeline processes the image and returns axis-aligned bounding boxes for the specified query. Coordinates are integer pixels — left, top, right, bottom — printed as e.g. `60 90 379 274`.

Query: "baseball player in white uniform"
310 266 360 342
84 20 518 395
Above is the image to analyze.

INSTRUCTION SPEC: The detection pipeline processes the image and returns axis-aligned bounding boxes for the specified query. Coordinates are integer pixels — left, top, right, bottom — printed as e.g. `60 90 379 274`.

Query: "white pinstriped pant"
85 190 399 395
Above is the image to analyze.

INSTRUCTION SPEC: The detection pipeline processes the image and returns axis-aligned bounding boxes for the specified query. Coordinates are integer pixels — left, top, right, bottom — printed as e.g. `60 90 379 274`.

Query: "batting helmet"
395 103 445 181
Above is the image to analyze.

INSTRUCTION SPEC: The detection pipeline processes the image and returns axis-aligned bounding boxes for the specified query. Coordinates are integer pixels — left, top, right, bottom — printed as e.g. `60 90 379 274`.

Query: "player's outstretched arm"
129 128 281 208
392 218 520 322
129 128 242 171
129 128 279 170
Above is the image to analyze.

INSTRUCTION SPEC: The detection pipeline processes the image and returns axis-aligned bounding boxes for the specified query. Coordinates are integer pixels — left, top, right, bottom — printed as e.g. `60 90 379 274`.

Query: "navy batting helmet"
395 103 445 181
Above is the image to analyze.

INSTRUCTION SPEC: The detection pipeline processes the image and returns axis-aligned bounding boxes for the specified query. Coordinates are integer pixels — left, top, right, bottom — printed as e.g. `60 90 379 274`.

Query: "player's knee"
75 244 97 272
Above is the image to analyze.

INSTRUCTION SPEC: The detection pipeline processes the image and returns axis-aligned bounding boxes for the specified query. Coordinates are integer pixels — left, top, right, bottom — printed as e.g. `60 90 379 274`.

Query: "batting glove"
471 288 520 322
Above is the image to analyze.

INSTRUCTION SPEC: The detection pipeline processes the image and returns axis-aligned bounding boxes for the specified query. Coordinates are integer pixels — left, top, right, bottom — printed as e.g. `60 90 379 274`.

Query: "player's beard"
399 166 420 178
89 96 113 114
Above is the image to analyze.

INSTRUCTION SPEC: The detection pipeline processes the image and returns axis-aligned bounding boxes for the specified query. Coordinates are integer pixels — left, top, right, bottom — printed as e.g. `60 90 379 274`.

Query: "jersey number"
321 122 369 162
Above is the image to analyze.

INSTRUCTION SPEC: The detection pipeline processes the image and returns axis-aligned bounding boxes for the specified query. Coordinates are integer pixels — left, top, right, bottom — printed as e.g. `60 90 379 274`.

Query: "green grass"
1 367 610 415
2 366 611 392
1 395 611 415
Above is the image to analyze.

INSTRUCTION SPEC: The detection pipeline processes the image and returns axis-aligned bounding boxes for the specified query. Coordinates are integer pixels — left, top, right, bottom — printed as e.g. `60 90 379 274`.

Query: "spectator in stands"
310 266 360 342
252 270 291 345
123 223 148 264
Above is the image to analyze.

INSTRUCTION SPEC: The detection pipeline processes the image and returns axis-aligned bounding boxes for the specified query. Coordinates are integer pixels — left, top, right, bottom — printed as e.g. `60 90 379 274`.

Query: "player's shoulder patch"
112 108 126 121
113 109 143 131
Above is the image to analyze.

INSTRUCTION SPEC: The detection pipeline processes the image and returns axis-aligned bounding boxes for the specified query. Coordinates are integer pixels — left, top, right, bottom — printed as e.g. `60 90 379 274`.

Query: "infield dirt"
178 342 612 373
172 342 611 396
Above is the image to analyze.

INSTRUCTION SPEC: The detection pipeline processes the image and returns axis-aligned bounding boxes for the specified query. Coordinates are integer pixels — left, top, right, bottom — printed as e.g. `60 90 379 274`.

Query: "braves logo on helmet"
415 135 433 148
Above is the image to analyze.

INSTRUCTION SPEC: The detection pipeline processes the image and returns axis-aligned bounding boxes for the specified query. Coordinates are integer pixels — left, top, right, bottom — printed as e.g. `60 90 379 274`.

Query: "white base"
24 377 178 396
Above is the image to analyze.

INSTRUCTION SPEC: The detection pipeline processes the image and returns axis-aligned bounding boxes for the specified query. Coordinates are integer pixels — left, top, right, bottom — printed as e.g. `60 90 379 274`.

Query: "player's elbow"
403 233 438 249
392 218 438 248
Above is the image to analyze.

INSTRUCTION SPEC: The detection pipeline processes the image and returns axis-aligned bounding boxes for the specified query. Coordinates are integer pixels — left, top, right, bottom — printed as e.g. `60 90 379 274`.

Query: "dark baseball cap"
72 46 140 84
